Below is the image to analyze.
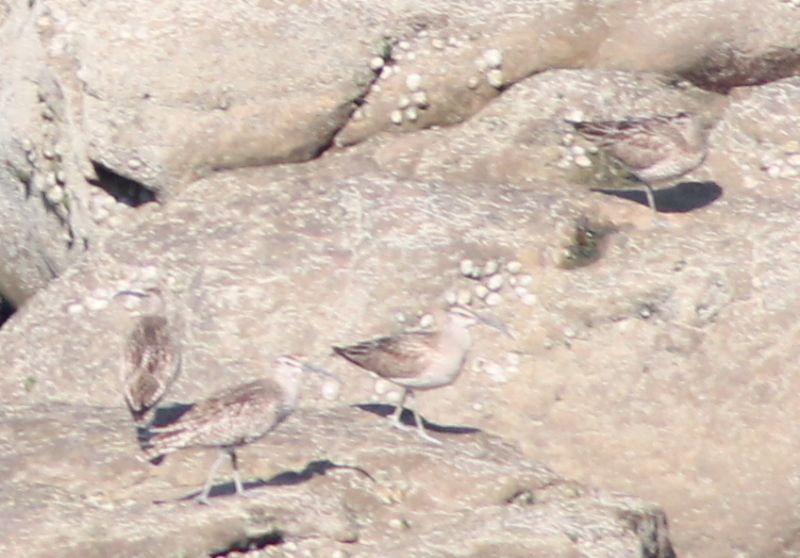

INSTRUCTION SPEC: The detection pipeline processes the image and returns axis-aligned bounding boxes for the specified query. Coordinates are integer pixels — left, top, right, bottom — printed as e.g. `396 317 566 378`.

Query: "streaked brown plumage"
572 111 708 213
335 332 445 382
143 355 329 504
119 290 181 426
334 306 510 444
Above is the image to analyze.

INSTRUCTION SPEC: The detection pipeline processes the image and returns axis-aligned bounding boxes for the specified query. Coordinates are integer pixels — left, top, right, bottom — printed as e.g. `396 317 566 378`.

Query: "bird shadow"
151 402 196 427
136 403 196 464
354 403 481 435
156 459 374 505
591 180 722 213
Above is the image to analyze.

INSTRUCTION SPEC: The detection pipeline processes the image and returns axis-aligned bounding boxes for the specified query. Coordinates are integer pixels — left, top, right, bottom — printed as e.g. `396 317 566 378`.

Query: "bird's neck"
443 321 472 351
278 374 302 409
684 121 707 150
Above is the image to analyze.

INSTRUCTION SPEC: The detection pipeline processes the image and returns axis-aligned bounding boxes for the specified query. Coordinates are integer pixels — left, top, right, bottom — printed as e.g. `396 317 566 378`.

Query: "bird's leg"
407 391 442 446
228 448 246 497
196 451 229 505
389 389 409 429
642 181 657 214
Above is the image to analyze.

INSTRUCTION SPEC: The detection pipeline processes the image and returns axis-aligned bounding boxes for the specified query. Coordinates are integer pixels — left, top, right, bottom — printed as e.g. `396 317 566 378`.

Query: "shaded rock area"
3 0 800 557
0 404 672 558
0 294 13 327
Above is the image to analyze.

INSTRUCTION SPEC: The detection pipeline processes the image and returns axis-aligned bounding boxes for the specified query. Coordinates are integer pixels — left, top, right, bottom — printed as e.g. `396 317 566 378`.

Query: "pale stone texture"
3 1 800 557
2 0 799 302
0 404 672 557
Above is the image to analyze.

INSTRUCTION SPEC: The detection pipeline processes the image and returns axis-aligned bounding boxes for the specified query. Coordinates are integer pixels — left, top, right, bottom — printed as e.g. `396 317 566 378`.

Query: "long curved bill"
475 311 515 339
301 361 343 384
114 289 151 299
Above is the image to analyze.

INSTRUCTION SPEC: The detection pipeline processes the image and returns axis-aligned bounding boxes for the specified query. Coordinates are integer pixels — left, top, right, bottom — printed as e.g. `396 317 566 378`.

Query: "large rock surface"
2 0 799 301
3 0 800 557
1 404 673 557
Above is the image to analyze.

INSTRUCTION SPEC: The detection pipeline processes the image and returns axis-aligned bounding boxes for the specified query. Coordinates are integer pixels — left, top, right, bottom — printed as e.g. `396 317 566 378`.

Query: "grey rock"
0 404 672 558
2 2 800 557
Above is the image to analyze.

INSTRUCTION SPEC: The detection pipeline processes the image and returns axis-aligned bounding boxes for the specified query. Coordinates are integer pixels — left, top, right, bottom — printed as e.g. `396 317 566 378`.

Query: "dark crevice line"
0 296 15 329
314 42 392 159
88 160 157 207
209 530 284 557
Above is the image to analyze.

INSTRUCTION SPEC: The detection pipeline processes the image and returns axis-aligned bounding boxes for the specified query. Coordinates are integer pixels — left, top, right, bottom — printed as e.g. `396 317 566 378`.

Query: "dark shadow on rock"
355 403 481 435
136 403 196 464
0 296 15 329
254 459 375 487
591 181 722 213
157 459 374 504
150 402 196 427
89 160 157 206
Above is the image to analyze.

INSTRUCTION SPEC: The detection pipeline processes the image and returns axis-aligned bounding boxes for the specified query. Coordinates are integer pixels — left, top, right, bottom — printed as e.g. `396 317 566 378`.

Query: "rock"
0 404 673 558
3 2 800 557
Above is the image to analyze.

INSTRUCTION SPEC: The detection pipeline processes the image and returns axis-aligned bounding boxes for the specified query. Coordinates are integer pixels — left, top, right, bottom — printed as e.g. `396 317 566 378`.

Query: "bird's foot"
194 494 212 506
414 428 443 445
389 417 414 431
235 487 253 500
649 211 672 229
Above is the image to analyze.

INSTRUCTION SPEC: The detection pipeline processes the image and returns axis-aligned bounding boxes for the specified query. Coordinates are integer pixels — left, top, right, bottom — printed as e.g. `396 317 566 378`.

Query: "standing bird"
333 306 511 444
117 288 182 427
142 355 335 505
571 111 708 214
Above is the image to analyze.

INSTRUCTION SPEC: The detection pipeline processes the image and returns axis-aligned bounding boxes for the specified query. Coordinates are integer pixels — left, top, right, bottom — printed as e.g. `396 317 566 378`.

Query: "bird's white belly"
637 148 706 182
393 354 466 390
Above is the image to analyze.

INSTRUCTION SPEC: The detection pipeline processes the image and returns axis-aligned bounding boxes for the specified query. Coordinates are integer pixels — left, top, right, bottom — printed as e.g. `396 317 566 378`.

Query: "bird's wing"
122 316 181 416
574 117 674 171
148 380 281 450
334 331 438 379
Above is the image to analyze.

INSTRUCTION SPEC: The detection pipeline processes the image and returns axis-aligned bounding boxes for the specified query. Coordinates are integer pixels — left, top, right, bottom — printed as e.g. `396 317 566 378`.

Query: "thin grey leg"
642 182 657 214
196 451 229 505
389 389 408 429
407 391 441 445
229 449 246 497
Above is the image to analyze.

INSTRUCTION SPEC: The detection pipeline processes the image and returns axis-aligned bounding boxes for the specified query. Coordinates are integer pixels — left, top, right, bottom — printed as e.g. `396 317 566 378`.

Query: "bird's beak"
302 362 342 383
475 312 515 339
113 289 149 300
114 288 166 314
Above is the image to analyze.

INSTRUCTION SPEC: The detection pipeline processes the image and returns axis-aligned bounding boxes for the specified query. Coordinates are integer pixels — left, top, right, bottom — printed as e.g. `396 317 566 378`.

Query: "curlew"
333 306 511 444
142 355 335 505
570 111 708 213
117 288 182 427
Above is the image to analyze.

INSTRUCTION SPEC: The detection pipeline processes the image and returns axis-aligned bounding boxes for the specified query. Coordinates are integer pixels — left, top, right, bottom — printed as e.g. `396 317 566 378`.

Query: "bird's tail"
137 425 186 464
332 343 374 361
128 404 152 428
573 121 613 138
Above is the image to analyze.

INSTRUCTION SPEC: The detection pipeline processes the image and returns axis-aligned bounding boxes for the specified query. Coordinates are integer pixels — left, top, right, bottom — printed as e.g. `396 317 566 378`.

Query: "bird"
141 355 335 505
570 111 708 214
333 306 512 444
117 288 182 427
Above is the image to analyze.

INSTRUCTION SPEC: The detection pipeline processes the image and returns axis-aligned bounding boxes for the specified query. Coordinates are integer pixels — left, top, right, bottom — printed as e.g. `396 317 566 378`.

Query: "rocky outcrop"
3 0 800 557
0 404 673 558
2 0 799 302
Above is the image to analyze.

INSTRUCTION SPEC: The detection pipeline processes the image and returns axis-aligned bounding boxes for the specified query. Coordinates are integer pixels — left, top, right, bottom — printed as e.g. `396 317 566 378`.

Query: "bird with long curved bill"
141 355 338 505
333 306 512 445
117 288 182 427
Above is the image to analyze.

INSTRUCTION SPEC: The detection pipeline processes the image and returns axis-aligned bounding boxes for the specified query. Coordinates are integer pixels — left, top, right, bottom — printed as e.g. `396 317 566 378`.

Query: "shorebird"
333 306 511 444
570 111 708 213
142 355 335 505
117 288 182 427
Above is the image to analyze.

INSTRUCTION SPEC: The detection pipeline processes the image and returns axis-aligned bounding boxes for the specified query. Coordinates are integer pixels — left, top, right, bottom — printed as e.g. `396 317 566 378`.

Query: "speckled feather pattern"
574 112 707 182
122 315 181 424
145 379 290 457
334 308 479 391
334 332 440 379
